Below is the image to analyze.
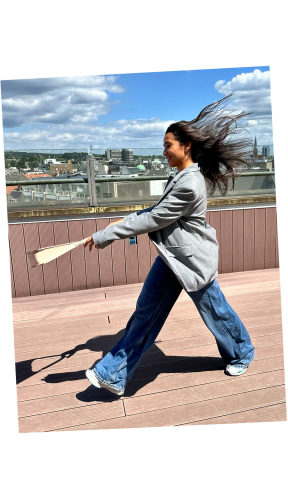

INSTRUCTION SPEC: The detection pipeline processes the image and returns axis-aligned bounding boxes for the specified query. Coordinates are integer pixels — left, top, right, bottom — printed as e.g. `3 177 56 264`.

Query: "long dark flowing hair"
166 93 253 196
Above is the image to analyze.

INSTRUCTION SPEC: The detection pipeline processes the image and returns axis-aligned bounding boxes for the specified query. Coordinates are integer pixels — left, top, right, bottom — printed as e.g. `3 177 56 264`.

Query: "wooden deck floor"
13 268 286 433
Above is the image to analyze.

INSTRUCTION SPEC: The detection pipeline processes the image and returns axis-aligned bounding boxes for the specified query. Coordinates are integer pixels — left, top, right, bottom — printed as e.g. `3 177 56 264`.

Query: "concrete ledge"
7 194 276 220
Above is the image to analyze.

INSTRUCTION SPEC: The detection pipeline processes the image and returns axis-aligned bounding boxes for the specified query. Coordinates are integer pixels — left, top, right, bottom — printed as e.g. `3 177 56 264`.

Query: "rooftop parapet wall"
8 206 279 298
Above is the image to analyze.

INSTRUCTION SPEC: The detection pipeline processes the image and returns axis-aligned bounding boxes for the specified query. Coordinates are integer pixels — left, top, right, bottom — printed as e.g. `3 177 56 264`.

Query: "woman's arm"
91 184 195 249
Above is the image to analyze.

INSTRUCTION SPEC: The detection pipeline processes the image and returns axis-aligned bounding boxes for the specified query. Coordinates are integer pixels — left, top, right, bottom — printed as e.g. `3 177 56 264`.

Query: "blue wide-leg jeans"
93 256 255 393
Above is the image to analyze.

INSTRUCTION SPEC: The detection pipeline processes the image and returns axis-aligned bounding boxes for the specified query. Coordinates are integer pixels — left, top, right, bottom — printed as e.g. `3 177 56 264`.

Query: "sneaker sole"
85 370 124 396
225 366 248 376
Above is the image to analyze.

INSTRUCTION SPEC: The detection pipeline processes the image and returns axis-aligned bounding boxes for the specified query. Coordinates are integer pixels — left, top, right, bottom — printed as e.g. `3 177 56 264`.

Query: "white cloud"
214 69 273 144
3 117 174 149
1 75 125 128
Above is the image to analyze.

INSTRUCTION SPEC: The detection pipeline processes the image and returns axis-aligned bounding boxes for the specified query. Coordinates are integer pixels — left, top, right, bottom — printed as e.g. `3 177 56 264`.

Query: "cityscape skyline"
3 139 275 157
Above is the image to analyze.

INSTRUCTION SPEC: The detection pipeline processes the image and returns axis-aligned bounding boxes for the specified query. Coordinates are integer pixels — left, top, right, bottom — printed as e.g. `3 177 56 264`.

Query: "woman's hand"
84 237 99 251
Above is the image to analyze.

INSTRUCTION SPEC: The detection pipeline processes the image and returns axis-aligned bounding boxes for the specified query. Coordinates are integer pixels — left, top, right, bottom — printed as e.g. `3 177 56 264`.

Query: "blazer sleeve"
92 184 195 249
123 204 156 221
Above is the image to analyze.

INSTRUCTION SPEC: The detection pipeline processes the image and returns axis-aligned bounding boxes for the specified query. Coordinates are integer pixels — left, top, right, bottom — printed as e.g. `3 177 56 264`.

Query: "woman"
84 93 255 396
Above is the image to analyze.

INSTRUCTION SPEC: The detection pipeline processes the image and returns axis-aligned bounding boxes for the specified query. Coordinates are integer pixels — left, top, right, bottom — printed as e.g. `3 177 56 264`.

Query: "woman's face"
163 132 190 168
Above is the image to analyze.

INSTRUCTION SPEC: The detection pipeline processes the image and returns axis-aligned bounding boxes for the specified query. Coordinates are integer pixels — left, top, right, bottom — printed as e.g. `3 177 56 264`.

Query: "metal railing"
6 171 276 213
6 171 275 186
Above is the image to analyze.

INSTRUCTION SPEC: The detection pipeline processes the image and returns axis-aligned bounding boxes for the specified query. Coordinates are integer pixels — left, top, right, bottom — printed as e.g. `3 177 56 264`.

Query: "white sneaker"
225 364 248 376
85 369 124 396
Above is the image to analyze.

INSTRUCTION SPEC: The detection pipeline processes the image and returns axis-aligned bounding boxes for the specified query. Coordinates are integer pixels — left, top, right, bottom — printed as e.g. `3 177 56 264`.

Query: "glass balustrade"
5 147 275 212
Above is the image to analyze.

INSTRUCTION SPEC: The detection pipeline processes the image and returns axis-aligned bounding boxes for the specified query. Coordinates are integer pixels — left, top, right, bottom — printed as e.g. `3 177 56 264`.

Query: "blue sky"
1 66 272 149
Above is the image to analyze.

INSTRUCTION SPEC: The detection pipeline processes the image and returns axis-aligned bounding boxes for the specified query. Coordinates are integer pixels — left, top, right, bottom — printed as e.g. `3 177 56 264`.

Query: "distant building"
111 149 122 160
105 149 122 161
105 149 111 160
262 146 270 157
121 166 144 176
105 148 134 162
44 157 57 165
49 160 73 175
249 159 274 172
97 164 109 175
24 173 52 179
122 149 133 163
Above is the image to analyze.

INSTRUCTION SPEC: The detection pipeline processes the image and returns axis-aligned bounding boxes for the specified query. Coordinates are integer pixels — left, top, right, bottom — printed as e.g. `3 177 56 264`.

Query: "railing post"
86 154 97 207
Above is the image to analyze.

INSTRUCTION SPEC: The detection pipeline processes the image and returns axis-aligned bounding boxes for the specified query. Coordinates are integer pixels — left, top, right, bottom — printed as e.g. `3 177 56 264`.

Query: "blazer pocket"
166 245 194 258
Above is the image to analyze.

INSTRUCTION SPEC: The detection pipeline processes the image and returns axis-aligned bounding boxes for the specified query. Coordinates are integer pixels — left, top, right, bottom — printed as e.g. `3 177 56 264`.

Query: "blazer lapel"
155 164 200 206
155 176 174 206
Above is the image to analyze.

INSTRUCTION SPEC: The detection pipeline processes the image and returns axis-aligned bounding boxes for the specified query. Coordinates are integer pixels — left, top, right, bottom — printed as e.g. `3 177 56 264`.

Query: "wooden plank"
217 267 279 282
124 370 285 416
18 305 277 345
82 218 101 290
12 292 135 317
17 386 118 418
124 235 139 285
110 218 126 287
18 399 125 433
137 233 151 284
53 221 73 293
209 211 222 274
13 281 281 325
134 342 284 376
67 220 87 291
13 286 281 332
12 310 283 357
265 207 277 269
8 224 30 298
58 385 286 431
13 287 282 321
215 283 280 298
23 223 45 296
96 218 113 288
243 209 255 271
13 323 283 366
133 337 284 370
232 209 244 272
13 295 282 337
38 222 59 294
9 237 16 298
18 363 286 420
275 212 280 268
254 208 266 270
221 210 233 274
189 403 287 425
108 303 282 330
125 355 285 399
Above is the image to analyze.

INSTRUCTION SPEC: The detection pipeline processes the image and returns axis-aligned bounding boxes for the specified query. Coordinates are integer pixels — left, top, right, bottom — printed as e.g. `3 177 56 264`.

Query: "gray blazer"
92 163 219 292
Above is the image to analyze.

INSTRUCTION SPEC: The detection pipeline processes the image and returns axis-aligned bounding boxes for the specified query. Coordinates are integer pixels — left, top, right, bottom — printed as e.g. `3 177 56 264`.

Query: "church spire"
253 136 258 158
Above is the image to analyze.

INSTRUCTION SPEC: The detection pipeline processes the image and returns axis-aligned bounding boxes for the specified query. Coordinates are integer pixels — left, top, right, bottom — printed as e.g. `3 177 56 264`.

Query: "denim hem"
206 287 244 359
228 351 255 368
93 367 125 391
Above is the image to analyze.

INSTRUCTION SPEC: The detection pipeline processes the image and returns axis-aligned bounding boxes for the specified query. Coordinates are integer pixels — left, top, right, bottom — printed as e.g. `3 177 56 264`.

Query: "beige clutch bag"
27 238 89 267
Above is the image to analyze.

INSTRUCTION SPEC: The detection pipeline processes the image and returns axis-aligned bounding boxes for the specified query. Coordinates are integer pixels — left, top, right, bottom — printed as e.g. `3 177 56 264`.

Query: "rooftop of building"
14 268 285 433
